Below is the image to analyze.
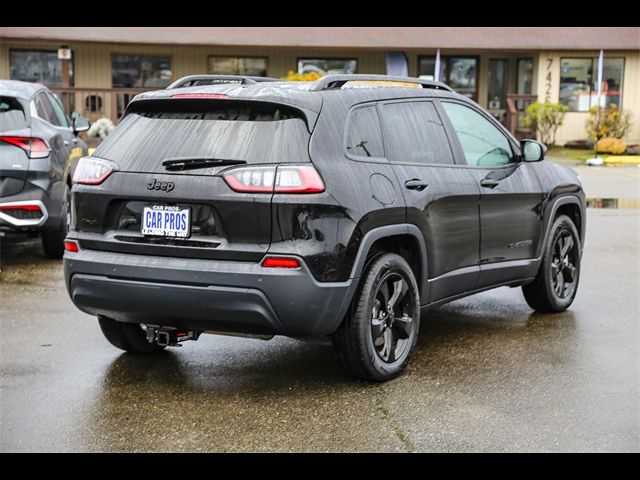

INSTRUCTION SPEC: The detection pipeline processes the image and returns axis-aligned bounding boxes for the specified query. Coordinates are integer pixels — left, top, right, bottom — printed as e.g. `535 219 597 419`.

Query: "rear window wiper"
162 157 247 171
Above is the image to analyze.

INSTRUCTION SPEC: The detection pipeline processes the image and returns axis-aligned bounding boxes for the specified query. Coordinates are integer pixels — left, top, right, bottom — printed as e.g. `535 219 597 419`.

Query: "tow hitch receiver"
145 327 202 347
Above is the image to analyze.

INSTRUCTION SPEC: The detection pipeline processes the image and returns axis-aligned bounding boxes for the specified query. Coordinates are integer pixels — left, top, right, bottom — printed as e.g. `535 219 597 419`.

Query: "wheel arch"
349 224 428 300
541 195 585 255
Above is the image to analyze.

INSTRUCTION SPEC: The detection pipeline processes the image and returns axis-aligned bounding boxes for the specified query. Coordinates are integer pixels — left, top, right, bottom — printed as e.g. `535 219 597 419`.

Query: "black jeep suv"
1 80 90 258
63 74 585 381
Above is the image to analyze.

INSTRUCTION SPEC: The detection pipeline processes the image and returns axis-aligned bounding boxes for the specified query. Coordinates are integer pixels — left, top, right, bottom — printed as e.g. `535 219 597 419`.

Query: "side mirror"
521 139 546 162
72 113 91 134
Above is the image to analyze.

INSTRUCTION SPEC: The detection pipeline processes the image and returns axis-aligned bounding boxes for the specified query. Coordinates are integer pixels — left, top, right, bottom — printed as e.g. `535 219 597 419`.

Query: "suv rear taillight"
222 165 324 194
0 136 51 159
73 157 118 185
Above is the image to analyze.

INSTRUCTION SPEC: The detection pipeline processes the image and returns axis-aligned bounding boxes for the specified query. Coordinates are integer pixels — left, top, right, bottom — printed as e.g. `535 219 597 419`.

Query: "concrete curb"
603 155 640 165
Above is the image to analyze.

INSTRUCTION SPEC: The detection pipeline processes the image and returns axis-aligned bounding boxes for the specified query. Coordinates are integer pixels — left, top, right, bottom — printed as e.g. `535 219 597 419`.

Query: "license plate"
142 205 190 238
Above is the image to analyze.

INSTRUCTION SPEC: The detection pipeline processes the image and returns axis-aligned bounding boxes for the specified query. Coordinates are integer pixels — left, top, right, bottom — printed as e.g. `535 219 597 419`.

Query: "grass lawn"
547 147 595 162
547 146 640 165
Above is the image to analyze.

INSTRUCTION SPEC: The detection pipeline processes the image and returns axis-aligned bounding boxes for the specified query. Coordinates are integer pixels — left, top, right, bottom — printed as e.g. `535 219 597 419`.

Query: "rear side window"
345 105 384 159
381 101 454 165
0 96 27 131
94 100 311 172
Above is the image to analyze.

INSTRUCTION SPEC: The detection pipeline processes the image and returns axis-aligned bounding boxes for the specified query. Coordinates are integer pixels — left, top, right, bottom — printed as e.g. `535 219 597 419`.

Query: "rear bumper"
0 185 53 231
0 199 48 228
64 248 356 337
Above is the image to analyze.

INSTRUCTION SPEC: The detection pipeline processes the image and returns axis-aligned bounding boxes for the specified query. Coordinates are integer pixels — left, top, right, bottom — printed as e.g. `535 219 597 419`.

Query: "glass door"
517 58 534 94
488 59 509 109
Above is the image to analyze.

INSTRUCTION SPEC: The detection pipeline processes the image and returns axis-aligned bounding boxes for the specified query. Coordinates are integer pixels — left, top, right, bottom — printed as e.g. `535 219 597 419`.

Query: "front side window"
560 57 624 111
10 50 73 87
345 105 384 159
208 56 268 77
46 92 69 128
34 92 60 126
297 58 357 75
442 102 515 167
112 55 172 88
419 56 478 100
382 101 454 165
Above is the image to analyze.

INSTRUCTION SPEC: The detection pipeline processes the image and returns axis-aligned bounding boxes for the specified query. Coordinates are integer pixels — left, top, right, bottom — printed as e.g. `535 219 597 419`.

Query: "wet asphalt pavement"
1 208 639 452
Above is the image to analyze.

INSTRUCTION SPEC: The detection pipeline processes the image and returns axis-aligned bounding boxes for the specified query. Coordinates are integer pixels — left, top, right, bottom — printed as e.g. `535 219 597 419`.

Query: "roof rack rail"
309 74 453 92
167 75 280 89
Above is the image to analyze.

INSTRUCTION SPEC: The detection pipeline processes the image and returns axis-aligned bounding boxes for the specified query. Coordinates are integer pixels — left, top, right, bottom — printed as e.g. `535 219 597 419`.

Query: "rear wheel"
41 184 70 259
522 215 581 312
98 316 165 354
333 253 420 382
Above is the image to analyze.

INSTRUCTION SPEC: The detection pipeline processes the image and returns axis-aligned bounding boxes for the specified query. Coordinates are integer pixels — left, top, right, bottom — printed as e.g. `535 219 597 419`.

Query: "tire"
41 183 70 259
333 253 420 382
98 316 165 354
522 215 581 313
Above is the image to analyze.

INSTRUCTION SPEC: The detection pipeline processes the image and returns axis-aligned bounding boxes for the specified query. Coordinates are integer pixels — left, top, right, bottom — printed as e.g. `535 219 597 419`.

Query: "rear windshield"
94 100 311 171
0 97 27 131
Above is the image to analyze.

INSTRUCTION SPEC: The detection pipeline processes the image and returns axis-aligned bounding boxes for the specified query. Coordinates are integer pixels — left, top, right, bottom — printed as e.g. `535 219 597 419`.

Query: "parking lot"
1 166 639 452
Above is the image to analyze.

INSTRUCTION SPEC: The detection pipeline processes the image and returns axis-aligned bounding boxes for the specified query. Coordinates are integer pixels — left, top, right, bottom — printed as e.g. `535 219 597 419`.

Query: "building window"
418 56 478 101
10 50 74 86
208 56 268 77
560 57 624 112
112 54 172 88
297 58 357 75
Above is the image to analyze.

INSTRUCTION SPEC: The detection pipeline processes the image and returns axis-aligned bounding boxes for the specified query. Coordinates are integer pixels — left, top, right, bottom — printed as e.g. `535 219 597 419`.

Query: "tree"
522 101 569 146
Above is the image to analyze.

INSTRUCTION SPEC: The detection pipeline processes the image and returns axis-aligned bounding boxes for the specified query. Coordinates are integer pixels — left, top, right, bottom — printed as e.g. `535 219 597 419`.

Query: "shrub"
585 104 633 140
522 101 568 146
282 70 324 82
87 117 115 139
595 137 627 154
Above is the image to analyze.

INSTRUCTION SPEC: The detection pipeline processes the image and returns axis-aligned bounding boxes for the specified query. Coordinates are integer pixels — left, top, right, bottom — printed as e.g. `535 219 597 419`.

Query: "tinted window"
35 92 60 126
382 101 454 165
345 105 384 158
94 101 310 172
441 102 515 167
0 97 27 131
47 92 69 128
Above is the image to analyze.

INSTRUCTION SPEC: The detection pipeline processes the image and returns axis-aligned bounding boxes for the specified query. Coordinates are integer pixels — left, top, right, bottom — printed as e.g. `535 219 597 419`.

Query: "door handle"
480 178 500 189
404 179 429 191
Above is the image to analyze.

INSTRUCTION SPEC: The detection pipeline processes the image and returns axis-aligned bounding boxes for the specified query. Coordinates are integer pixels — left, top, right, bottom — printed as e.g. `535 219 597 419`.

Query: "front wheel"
333 253 420 382
522 215 581 312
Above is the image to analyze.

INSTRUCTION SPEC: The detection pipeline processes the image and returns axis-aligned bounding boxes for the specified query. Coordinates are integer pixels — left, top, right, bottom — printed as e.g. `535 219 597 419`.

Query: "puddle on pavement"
586 198 640 209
